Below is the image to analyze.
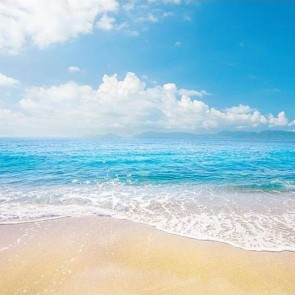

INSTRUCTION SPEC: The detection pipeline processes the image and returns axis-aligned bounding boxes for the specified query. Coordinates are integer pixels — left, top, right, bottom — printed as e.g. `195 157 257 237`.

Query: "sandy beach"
0 216 294 295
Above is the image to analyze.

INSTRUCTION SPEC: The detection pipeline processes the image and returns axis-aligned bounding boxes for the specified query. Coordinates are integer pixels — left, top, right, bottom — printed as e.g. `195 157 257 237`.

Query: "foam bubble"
0 182 294 251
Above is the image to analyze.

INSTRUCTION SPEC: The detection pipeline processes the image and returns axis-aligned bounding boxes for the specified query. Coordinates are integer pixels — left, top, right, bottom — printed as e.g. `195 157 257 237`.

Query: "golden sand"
0 216 294 295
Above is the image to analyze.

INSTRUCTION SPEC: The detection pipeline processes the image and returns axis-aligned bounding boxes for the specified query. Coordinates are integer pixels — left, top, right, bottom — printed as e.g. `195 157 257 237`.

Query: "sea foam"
1 182 294 252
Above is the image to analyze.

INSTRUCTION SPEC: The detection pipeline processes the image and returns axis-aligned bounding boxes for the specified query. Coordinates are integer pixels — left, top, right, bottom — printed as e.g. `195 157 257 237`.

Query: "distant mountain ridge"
135 130 295 141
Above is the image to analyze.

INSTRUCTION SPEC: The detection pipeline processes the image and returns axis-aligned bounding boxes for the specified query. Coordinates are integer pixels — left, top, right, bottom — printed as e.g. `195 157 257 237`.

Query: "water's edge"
1 213 294 254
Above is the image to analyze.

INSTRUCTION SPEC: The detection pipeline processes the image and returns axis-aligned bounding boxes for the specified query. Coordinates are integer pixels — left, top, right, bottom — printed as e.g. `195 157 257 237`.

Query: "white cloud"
96 14 116 30
148 0 190 4
135 13 158 23
0 0 119 54
68 66 81 73
0 0 197 53
178 89 210 97
268 111 288 127
225 105 253 114
0 73 20 87
0 72 293 137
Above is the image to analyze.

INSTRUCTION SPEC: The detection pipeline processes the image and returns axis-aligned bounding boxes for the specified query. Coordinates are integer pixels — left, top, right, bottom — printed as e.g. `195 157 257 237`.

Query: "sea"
0 138 294 252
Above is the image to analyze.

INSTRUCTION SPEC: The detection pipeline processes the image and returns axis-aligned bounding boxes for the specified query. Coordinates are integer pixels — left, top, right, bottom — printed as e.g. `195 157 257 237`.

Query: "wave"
1 181 294 252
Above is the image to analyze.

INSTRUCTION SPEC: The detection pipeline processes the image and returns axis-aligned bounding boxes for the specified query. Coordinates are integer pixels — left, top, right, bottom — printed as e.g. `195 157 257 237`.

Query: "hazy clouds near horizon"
0 72 294 137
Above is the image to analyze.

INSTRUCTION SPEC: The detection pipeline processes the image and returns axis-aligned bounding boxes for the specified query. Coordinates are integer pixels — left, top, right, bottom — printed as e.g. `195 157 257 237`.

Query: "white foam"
0 182 294 252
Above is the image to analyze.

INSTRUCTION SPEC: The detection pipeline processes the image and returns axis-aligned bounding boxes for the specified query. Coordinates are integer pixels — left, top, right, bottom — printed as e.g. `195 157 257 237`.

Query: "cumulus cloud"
0 73 20 86
0 0 197 54
0 72 293 137
68 66 81 73
0 0 119 54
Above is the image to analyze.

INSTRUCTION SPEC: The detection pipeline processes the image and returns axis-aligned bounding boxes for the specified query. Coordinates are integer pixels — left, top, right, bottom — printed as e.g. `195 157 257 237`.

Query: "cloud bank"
0 0 193 54
0 0 119 54
0 72 293 137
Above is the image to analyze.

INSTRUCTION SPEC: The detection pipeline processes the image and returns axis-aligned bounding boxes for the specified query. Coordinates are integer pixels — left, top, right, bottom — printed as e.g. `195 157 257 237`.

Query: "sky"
0 0 295 137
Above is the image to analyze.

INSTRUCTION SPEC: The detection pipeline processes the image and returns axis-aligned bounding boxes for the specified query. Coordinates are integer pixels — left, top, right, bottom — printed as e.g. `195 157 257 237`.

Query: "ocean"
0 138 294 251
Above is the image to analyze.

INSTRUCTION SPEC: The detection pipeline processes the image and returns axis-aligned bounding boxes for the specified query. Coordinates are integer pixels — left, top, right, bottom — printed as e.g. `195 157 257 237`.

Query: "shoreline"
1 216 295 294
1 214 294 254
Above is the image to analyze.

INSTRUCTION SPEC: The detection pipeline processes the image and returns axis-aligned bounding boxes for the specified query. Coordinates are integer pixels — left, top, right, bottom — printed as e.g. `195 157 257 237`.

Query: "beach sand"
0 216 294 295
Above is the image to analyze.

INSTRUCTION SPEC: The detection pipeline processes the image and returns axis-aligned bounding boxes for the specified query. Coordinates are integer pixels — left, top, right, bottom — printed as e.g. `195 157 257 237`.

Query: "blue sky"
0 0 294 136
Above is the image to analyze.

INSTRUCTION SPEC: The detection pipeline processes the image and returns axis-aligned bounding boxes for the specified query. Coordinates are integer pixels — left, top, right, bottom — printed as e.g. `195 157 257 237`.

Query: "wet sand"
0 216 294 295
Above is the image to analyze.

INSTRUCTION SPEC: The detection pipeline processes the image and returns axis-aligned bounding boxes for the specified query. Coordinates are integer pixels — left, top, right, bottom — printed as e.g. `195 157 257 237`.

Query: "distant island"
134 130 295 141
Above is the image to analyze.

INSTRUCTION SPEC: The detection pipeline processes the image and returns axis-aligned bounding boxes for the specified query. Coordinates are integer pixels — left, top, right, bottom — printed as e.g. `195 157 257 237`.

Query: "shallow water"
0 138 294 251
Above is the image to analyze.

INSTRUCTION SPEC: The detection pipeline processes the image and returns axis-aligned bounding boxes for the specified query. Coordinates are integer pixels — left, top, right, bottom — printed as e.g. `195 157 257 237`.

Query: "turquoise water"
0 138 294 251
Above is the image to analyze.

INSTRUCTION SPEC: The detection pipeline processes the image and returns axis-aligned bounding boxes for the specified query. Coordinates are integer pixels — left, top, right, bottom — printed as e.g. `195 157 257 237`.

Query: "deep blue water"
0 138 294 251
